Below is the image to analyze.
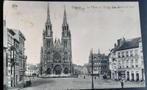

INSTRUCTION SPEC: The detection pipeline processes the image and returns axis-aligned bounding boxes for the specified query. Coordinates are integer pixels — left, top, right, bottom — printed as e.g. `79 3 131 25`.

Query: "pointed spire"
46 3 51 25
63 5 68 26
89 48 93 60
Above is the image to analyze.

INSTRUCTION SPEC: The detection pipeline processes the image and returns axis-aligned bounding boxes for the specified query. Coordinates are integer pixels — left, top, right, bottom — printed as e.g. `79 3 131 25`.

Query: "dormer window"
118 52 120 58
122 52 124 57
126 51 128 57
130 50 133 56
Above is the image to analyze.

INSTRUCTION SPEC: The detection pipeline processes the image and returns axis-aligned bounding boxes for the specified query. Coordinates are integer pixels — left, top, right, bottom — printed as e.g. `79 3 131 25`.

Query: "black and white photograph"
3 1 146 90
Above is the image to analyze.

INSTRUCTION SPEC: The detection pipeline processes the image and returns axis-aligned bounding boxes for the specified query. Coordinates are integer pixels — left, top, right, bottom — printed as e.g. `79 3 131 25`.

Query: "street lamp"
91 51 94 89
22 55 27 87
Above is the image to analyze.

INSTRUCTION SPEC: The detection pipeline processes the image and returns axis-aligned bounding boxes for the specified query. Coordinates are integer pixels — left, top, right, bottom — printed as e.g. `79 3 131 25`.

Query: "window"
131 59 133 62
135 49 138 55
122 61 124 65
122 52 124 57
47 41 50 47
112 58 115 61
7 51 10 59
101 71 103 74
118 52 120 58
94 57 96 60
126 51 129 57
64 41 67 48
64 52 68 55
135 59 138 63
132 65 134 68
130 50 133 56
127 66 128 68
136 65 138 67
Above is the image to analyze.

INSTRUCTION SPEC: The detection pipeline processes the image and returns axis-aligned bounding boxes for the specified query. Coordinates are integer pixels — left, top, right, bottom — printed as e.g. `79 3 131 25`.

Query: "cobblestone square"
8 76 145 90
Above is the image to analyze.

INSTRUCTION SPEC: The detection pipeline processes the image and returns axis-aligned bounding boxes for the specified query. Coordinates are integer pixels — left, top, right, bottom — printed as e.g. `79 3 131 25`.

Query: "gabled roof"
7 28 15 36
114 37 141 51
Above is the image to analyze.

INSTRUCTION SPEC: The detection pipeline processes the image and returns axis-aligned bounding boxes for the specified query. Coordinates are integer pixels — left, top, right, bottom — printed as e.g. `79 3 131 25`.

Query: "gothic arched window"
46 40 50 48
47 52 51 60
64 41 67 48
53 52 61 63
64 68 69 74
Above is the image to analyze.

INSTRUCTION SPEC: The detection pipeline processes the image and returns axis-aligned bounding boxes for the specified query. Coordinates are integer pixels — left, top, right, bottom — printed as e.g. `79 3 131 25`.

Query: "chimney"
117 38 125 47
114 43 117 48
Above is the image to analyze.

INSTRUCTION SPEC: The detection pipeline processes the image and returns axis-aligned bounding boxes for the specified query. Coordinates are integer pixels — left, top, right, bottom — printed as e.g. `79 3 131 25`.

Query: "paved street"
8 76 144 90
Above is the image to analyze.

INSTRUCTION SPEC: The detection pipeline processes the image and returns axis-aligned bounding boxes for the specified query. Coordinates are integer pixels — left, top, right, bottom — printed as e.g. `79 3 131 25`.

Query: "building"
26 64 39 76
7 28 19 87
3 23 27 87
40 5 72 77
3 20 7 88
73 64 83 75
81 64 89 75
88 49 110 78
39 47 43 75
18 31 27 82
109 37 145 81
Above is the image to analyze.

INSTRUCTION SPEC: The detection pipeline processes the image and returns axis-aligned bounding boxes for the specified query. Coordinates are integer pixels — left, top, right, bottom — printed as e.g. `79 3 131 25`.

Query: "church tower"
61 7 72 73
62 7 71 49
43 4 53 65
43 4 53 48
41 5 73 77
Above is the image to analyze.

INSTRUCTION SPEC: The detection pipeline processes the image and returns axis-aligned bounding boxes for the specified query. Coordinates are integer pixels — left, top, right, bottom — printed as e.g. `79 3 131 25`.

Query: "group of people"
82 75 125 88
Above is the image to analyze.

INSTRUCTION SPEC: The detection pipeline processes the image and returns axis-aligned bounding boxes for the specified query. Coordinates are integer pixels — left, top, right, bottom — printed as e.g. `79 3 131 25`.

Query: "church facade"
40 5 73 77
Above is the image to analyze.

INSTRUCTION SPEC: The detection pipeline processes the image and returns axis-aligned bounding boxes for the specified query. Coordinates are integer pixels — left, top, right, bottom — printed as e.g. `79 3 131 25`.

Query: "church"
40 4 73 77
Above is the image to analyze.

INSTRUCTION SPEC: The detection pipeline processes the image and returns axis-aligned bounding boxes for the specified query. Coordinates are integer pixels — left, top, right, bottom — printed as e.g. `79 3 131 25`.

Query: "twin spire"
46 4 68 26
46 4 51 25
63 6 68 26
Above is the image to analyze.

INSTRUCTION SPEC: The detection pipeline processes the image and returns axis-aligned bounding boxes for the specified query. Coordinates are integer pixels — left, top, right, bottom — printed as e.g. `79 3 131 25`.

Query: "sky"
4 1 141 65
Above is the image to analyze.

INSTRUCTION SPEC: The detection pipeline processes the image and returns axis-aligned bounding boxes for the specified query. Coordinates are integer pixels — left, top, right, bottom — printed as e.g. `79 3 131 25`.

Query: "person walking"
121 80 124 88
84 75 85 79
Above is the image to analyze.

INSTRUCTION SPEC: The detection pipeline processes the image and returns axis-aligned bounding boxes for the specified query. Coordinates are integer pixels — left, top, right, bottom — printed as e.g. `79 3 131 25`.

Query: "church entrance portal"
64 68 69 74
46 68 51 74
53 65 62 75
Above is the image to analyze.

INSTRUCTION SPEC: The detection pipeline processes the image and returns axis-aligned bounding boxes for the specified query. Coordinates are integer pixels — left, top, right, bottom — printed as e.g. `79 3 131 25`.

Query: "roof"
7 28 26 41
7 28 15 36
114 37 141 51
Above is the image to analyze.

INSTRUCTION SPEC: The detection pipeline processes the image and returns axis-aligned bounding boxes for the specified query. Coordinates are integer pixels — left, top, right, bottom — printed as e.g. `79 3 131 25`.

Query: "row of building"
3 20 27 87
109 37 145 81
87 50 110 79
86 37 145 81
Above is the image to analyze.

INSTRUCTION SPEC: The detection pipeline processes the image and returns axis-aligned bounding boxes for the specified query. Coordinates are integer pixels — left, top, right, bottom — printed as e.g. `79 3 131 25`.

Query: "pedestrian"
121 80 124 88
30 80 32 86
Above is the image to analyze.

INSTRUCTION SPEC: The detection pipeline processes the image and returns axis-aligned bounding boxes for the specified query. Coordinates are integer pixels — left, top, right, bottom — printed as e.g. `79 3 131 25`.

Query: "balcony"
19 69 26 72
